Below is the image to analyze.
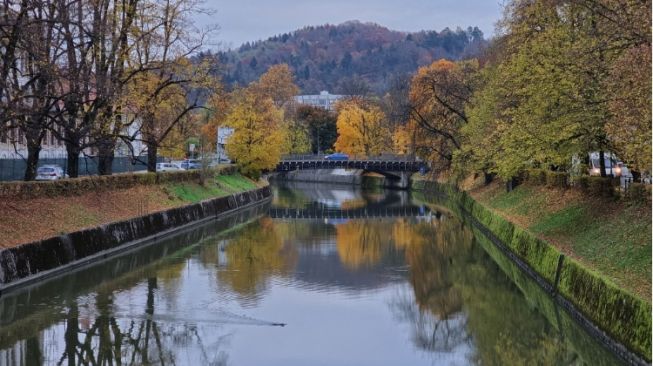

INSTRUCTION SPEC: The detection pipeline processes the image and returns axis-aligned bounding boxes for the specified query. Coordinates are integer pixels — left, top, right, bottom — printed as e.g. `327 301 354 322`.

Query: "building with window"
294 91 344 111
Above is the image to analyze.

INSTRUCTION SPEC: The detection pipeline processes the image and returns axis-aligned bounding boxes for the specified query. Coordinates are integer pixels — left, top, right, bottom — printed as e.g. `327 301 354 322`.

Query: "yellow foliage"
217 218 297 299
333 100 391 157
250 64 299 107
225 90 286 177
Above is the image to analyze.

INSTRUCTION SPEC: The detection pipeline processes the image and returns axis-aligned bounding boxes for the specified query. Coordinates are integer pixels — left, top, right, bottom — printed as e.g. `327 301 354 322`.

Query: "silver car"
35 165 67 180
156 162 182 172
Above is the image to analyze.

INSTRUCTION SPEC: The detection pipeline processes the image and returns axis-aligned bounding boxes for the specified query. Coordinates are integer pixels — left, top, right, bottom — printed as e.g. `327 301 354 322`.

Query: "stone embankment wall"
413 181 651 364
0 185 271 294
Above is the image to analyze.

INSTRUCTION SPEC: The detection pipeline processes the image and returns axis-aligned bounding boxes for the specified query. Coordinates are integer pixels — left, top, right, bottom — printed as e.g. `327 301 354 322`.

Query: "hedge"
414 181 652 361
525 168 547 186
0 165 239 200
575 176 616 198
624 183 651 204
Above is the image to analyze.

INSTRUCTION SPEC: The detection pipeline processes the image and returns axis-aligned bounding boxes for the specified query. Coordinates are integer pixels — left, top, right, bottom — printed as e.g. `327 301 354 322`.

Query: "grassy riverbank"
469 182 651 301
413 179 651 360
0 172 264 249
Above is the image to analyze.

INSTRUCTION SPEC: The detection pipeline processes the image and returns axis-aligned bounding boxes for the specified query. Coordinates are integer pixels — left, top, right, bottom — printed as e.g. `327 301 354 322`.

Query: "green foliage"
576 176 615 198
545 171 567 189
295 105 337 154
525 169 547 186
455 1 651 181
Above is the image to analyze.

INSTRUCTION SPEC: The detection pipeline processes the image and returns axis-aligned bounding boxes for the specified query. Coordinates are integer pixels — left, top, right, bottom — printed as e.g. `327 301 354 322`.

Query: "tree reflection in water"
53 277 229 366
389 210 587 365
214 217 298 307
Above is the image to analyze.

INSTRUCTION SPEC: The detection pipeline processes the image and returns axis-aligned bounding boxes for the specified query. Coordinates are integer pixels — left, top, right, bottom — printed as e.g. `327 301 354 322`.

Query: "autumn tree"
224 89 285 178
605 44 651 173
333 100 391 156
408 59 478 169
249 63 299 107
126 0 217 173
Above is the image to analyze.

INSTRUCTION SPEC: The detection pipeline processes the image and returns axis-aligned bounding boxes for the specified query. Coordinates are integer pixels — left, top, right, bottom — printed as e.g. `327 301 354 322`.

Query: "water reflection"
0 184 625 365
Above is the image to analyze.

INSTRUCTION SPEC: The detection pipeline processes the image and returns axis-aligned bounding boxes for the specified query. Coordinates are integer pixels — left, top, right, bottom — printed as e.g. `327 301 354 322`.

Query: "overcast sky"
199 0 505 49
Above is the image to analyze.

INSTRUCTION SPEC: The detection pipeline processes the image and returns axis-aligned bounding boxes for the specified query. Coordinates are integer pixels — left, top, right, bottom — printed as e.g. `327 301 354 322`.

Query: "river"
0 182 625 365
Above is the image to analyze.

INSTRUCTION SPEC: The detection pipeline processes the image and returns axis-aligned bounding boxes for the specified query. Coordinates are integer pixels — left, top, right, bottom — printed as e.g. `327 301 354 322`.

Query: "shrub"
525 168 547 186
624 183 650 204
0 168 229 199
545 171 568 188
580 176 616 198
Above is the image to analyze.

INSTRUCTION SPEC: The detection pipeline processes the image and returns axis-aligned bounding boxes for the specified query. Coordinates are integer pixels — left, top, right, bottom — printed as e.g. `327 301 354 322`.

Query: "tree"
295 105 337 154
224 90 285 178
408 59 478 168
126 0 218 173
333 100 391 156
282 119 311 154
14 2 62 180
605 43 651 173
250 63 299 107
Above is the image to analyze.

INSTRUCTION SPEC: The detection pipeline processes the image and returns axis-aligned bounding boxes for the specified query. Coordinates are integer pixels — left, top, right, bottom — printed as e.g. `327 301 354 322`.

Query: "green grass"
475 184 651 300
166 174 257 203
215 173 257 192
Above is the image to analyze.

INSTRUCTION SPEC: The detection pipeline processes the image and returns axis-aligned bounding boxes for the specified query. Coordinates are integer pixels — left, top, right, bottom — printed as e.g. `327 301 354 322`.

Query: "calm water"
0 182 624 365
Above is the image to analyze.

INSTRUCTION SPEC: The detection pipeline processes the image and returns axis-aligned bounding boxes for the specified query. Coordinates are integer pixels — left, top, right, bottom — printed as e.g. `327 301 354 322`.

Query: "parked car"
588 152 632 178
35 165 67 180
324 153 349 161
179 159 202 170
156 162 182 172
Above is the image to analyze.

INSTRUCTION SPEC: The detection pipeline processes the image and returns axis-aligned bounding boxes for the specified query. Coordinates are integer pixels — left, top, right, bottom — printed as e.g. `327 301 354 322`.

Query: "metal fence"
0 156 158 181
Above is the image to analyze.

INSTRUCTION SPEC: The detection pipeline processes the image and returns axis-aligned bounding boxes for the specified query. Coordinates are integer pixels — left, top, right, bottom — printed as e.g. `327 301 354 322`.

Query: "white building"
0 127 68 160
294 91 344 111
0 118 145 160
217 127 234 162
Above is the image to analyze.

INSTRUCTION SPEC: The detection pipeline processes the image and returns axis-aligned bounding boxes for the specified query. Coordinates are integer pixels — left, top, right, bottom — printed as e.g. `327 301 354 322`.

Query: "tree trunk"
97 139 115 175
483 171 493 185
599 150 607 177
147 139 157 172
66 143 81 178
24 143 42 181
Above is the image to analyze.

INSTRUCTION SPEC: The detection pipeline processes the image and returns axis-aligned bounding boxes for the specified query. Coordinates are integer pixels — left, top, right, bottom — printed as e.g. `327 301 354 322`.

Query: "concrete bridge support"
378 171 411 189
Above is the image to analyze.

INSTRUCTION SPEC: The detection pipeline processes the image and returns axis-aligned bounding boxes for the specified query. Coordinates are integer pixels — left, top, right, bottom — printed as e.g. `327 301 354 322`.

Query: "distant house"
217 127 234 162
294 91 344 111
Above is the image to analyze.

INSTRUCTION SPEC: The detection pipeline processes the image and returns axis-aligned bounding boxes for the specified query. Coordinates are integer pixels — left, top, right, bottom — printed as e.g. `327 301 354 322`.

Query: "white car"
156 162 182 172
35 165 67 180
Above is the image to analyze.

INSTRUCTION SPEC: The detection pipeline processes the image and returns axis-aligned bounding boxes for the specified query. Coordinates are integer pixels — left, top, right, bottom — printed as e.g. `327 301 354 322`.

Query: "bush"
624 183 650 204
545 171 568 188
577 176 616 198
0 168 228 199
525 169 547 186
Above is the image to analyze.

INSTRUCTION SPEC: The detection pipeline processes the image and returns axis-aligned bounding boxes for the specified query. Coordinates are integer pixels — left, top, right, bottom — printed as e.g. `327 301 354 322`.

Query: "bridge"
268 206 440 220
275 155 427 173
274 155 429 188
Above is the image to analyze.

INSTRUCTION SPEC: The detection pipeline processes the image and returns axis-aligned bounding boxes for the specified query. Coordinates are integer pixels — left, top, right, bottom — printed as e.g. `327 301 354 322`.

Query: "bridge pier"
379 171 411 189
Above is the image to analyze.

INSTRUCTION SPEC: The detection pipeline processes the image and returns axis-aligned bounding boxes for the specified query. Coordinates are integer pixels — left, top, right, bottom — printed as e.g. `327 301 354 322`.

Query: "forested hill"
201 21 487 94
